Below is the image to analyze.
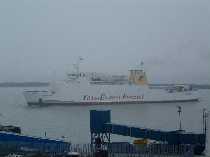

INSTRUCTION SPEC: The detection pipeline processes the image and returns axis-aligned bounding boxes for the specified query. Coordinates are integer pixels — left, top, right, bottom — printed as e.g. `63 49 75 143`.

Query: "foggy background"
0 0 209 84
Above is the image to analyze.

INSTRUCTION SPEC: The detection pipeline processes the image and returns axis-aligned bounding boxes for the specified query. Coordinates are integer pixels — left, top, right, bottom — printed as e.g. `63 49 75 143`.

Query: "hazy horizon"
0 0 209 84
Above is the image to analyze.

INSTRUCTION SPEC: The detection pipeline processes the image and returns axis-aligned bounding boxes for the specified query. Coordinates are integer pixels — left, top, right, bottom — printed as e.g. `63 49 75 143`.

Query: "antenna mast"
74 57 83 78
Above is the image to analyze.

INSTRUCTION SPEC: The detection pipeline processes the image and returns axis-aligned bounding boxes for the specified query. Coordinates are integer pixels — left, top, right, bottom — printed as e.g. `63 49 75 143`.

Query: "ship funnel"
128 62 148 85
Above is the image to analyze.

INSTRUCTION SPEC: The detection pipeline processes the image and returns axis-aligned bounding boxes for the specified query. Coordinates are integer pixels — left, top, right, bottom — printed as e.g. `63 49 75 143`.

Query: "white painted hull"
23 80 199 106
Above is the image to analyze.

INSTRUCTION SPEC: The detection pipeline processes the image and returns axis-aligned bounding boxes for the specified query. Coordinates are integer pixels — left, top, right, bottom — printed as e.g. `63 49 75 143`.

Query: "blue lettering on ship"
83 93 144 101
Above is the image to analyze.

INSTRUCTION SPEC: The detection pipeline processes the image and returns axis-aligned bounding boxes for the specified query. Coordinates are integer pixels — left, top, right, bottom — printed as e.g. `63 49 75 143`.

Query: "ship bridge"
128 62 148 85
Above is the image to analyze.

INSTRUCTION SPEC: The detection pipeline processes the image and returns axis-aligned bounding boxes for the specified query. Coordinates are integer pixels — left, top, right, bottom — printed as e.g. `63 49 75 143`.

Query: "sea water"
0 88 209 154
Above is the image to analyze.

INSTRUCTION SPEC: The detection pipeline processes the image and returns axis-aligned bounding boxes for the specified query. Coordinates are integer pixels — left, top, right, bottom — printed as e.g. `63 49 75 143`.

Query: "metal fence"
0 141 70 156
70 144 194 157
0 143 194 157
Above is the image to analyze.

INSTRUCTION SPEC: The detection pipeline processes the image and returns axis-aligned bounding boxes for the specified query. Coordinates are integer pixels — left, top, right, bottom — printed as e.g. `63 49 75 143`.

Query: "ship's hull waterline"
27 98 199 106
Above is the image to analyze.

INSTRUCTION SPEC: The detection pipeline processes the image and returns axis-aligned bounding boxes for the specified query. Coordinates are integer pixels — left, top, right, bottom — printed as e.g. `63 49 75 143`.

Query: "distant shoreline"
0 82 209 89
0 82 49 87
149 84 210 89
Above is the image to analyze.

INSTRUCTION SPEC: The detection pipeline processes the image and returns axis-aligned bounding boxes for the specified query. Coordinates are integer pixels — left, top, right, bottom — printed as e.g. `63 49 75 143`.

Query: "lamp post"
203 108 208 135
177 106 182 131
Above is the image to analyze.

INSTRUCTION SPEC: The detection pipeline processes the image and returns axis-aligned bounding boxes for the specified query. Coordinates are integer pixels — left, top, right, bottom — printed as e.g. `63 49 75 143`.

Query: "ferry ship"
23 60 199 106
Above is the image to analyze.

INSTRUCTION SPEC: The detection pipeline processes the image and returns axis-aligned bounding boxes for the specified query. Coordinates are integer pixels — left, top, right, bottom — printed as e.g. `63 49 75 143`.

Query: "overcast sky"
0 0 209 83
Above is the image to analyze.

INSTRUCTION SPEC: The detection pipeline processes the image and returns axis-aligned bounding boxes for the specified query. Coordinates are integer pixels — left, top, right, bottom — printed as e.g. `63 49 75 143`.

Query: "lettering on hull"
83 93 144 101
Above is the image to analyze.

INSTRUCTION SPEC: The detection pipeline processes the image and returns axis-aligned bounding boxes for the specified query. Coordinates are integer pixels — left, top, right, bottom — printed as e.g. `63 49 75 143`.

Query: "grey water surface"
0 88 209 150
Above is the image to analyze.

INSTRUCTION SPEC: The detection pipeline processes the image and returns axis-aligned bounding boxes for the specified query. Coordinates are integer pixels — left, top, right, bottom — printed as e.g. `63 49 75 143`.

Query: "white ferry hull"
23 82 199 106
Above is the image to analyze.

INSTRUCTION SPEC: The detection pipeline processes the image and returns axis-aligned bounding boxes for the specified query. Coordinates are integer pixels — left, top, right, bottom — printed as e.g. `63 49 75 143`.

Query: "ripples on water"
0 88 210 149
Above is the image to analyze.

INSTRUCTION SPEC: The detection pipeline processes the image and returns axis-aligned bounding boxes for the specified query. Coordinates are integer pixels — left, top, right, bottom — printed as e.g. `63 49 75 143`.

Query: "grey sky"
0 0 209 83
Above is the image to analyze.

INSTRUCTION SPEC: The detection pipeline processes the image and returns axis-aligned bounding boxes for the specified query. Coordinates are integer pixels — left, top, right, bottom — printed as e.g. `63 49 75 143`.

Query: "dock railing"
70 144 194 157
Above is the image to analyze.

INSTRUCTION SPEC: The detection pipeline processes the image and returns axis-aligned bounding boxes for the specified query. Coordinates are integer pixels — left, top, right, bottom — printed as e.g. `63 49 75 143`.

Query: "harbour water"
0 87 210 154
